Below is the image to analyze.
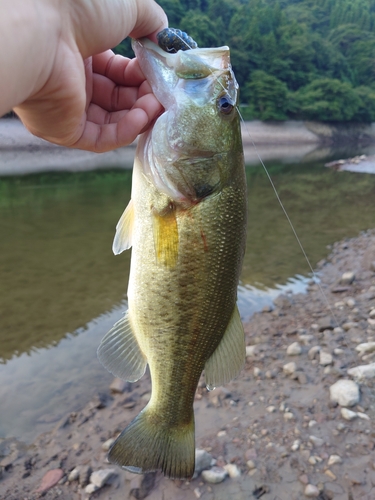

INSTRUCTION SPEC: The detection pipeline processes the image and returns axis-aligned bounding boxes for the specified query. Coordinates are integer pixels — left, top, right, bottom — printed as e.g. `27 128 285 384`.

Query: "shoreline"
2 119 375 175
1 229 375 499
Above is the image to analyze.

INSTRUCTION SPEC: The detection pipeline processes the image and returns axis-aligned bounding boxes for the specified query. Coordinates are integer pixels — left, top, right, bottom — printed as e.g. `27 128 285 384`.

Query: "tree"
292 78 361 121
242 70 289 120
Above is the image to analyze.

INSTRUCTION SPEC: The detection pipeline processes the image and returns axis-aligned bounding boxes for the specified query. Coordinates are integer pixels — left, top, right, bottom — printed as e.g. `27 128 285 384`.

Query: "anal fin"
204 305 245 388
97 311 147 382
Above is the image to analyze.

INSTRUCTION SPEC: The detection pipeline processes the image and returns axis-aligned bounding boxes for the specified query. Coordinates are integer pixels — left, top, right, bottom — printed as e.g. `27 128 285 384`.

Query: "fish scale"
97 36 247 479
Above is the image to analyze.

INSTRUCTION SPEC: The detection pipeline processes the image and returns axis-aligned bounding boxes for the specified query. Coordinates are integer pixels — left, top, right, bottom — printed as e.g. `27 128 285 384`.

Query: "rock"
328 454 342 466
308 346 321 360
348 362 375 380
68 468 80 482
194 449 213 476
266 405 276 413
201 466 228 484
102 438 116 452
357 411 370 420
346 297 356 308
341 408 358 421
223 463 241 478
253 367 261 377
319 351 333 366
36 469 64 493
246 345 257 357
85 483 99 494
304 484 320 497
318 317 334 331
340 272 355 285
283 362 296 375
356 342 375 355
287 342 302 355
247 460 256 470
110 377 130 394
79 465 92 487
90 468 117 488
130 472 157 499
329 379 360 407
309 436 324 447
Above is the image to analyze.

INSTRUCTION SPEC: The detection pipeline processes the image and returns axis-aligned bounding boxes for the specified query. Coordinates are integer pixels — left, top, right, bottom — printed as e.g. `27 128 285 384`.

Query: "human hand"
4 0 167 152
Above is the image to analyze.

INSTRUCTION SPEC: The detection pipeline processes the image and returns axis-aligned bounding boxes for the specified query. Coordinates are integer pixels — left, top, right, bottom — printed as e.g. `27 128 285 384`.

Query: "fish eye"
217 95 234 115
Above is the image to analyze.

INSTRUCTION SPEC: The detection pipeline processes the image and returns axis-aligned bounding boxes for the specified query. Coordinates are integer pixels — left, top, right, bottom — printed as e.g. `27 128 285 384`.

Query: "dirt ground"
1 228 375 500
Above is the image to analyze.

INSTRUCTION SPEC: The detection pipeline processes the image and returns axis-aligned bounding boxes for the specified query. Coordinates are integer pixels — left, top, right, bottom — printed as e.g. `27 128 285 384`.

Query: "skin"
0 0 167 152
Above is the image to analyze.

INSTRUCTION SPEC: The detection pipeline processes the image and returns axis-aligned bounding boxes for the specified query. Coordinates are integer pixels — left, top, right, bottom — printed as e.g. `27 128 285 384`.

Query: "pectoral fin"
97 311 147 382
204 305 245 388
152 208 179 267
112 199 134 255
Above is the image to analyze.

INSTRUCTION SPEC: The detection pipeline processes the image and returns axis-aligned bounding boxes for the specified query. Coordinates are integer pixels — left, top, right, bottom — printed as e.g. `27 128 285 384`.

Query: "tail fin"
108 405 195 479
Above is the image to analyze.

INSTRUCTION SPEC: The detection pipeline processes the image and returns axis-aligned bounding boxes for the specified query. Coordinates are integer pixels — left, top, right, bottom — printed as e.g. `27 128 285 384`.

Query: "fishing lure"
157 28 198 53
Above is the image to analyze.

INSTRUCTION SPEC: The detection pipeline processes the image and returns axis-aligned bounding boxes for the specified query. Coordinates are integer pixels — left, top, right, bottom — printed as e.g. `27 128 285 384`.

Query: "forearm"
0 0 61 116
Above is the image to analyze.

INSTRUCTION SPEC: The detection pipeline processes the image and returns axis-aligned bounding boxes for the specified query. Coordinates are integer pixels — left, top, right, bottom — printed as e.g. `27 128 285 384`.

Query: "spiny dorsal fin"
112 199 134 255
204 304 245 388
152 208 179 267
97 311 147 382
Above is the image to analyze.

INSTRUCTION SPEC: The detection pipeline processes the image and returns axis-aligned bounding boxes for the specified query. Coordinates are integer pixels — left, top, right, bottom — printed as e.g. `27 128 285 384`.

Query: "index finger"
92 52 146 87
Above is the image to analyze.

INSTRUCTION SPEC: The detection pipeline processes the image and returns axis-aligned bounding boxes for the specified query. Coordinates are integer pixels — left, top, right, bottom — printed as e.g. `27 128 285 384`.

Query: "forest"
114 0 375 123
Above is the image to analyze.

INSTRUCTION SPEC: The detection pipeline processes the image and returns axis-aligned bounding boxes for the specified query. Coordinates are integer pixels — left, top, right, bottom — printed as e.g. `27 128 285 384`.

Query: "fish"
97 36 247 479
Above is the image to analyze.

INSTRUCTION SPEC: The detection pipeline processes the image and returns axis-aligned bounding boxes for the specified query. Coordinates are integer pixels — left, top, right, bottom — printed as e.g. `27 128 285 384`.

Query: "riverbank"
2 119 375 175
1 229 375 499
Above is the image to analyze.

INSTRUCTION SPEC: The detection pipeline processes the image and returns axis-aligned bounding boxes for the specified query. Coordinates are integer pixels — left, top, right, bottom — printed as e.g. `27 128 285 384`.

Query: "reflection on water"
1 153 375 441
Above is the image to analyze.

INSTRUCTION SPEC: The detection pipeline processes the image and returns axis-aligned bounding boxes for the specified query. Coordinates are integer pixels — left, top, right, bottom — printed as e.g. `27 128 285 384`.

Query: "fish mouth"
132 38 231 109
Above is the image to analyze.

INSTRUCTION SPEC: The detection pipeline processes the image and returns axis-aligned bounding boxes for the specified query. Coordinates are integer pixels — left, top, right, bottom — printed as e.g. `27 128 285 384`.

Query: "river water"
1 150 375 442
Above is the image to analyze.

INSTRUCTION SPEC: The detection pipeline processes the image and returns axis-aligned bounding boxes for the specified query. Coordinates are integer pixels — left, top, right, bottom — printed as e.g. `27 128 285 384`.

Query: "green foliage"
109 0 375 123
243 70 289 120
292 78 361 121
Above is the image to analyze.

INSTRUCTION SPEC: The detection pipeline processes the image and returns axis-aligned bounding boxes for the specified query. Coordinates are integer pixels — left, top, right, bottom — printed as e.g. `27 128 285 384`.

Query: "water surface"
1 155 375 441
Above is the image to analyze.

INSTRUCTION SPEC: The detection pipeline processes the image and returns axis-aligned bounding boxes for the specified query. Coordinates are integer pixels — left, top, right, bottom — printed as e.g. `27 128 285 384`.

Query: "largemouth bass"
98 37 247 479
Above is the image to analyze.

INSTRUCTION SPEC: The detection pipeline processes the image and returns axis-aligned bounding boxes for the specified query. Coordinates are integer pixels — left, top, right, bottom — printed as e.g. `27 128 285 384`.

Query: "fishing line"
236 110 339 326
162 30 339 325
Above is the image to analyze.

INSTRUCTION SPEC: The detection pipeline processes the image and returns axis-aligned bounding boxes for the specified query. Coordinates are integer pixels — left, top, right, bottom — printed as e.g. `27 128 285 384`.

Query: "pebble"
340 271 355 285
308 346 321 360
291 440 300 451
318 317 334 331
246 345 257 357
287 342 302 355
328 454 342 466
309 436 324 447
79 465 92 487
304 484 320 497
356 342 375 355
319 351 333 366
283 362 296 375
284 412 294 420
85 483 99 494
90 468 117 488
329 379 360 407
201 466 228 484
334 348 344 355
357 411 370 420
346 297 356 308
333 326 344 335
101 438 116 452
266 405 276 413
194 449 213 476
223 463 241 478
348 362 375 380
253 367 261 377
109 377 130 394
341 408 358 421
68 468 80 482
308 420 317 428
247 460 256 470
36 469 64 493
